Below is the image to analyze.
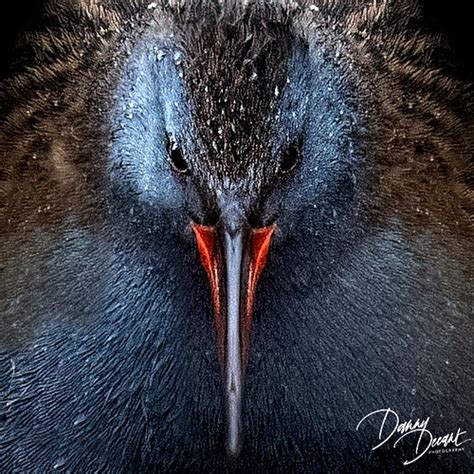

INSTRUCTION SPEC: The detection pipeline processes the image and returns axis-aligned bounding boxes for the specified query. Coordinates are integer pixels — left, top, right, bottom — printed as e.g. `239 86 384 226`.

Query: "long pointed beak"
224 230 244 456
192 222 275 456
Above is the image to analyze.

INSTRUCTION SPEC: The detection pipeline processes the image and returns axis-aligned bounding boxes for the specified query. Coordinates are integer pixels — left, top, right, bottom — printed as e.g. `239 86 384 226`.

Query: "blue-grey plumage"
0 1 472 472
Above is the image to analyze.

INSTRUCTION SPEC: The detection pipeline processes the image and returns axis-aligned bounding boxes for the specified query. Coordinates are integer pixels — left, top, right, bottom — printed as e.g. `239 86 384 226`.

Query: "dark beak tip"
226 425 243 458
227 443 243 458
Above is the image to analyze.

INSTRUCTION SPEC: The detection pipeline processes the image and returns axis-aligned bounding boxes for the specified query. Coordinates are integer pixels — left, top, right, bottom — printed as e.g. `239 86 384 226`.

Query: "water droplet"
53 458 66 470
173 51 182 65
73 414 86 426
156 49 166 61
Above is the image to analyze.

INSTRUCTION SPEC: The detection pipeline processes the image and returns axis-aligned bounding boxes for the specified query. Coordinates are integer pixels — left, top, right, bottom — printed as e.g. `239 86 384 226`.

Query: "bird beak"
191 222 275 456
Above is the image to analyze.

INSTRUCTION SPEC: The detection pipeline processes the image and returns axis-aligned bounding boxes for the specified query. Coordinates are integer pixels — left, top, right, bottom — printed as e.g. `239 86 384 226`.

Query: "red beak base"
192 223 274 368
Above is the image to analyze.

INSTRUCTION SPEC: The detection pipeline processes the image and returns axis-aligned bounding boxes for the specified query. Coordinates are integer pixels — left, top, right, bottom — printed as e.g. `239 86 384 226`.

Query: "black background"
0 1 472 79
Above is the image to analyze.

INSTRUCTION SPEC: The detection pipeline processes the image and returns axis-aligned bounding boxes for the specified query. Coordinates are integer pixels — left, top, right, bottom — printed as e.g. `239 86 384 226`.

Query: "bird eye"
166 136 190 174
278 138 301 175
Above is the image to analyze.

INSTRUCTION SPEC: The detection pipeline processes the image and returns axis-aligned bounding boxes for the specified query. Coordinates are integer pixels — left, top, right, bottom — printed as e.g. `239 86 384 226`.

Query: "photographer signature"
356 408 471 465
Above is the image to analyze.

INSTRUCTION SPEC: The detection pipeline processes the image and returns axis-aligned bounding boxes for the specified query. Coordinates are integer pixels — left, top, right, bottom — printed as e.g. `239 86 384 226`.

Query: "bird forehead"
176 15 300 177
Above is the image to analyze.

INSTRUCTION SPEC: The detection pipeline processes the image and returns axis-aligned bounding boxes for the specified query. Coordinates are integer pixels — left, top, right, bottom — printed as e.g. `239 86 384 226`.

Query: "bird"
0 0 472 472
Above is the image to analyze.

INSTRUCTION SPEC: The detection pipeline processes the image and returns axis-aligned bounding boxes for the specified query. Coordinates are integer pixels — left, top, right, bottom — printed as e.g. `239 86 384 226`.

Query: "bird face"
2 2 473 471
109 10 359 456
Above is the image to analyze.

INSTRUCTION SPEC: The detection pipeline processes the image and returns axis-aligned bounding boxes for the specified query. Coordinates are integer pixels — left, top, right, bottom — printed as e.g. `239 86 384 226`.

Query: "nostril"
166 136 190 174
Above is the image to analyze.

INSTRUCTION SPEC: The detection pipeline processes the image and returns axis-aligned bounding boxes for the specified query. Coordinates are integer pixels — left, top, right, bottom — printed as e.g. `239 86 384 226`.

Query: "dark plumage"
0 0 472 472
